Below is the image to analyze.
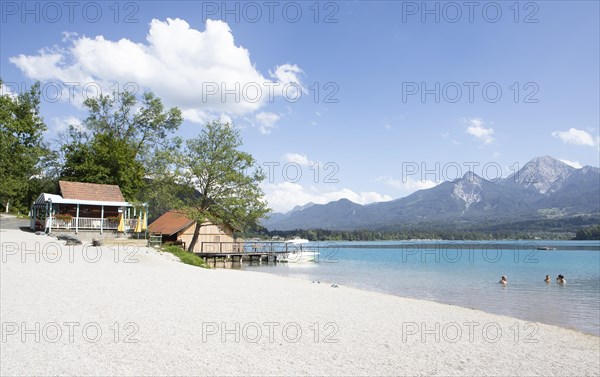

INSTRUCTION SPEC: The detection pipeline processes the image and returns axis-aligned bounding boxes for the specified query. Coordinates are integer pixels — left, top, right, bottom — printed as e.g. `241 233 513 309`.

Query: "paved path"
0 214 30 230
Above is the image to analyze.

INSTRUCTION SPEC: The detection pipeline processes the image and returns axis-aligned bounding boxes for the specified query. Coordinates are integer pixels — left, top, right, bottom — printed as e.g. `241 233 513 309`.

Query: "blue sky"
1 1 599 212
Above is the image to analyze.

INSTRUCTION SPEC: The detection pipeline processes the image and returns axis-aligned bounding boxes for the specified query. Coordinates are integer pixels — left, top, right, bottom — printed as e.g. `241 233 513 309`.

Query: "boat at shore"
536 246 557 250
279 238 319 263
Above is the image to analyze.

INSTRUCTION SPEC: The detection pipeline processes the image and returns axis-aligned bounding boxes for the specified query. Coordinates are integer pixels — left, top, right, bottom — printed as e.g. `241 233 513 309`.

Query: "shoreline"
2 228 599 376
241 239 600 336
238 267 600 337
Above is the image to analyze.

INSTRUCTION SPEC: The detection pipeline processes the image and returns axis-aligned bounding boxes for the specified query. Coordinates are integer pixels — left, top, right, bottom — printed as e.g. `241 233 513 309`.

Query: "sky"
1 1 599 213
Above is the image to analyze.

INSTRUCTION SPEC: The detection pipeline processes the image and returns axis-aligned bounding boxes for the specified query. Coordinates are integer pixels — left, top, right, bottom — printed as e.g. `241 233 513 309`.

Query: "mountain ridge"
263 156 600 231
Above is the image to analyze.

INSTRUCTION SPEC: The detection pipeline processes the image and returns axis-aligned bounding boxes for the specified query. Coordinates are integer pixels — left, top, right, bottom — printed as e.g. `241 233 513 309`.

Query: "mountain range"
262 156 600 231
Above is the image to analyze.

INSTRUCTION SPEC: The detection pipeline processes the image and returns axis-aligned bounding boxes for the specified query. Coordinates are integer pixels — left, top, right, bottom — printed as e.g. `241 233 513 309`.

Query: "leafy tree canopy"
175 121 270 252
60 91 182 200
0 80 49 211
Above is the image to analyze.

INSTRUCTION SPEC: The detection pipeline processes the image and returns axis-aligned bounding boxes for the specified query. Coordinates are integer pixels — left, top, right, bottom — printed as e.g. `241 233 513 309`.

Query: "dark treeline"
244 216 600 241
574 225 600 240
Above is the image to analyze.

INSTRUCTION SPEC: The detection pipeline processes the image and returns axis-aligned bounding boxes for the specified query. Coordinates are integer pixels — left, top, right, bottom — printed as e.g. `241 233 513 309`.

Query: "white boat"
279 238 319 263
536 246 557 250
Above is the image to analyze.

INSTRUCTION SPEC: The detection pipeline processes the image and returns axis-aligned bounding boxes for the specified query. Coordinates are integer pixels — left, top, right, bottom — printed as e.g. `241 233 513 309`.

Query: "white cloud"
269 64 305 97
51 116 83 133
263 182 392 213
181 109 210 124
9 18 303 124
282 153 312 167
219 114 233 125
61 31 79 43
465 118 494 144
552 128 597 147
0 82 17 98
375 176 437 196
559 159 583 169
254 112 280 134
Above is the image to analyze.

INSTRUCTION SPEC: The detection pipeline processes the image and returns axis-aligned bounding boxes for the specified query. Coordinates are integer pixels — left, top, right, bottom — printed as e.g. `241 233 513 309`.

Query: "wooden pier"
194 241 303 266
196 251 289 266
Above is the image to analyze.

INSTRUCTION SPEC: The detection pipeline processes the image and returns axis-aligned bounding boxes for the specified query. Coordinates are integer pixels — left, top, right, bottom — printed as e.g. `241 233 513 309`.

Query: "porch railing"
48 217 142 231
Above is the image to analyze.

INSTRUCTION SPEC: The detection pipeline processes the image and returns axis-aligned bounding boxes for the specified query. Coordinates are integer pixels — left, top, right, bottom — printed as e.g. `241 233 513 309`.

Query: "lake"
242 240 600 335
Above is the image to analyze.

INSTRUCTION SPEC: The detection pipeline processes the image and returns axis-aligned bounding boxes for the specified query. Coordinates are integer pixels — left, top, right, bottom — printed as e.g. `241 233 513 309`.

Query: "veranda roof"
34 193 131 207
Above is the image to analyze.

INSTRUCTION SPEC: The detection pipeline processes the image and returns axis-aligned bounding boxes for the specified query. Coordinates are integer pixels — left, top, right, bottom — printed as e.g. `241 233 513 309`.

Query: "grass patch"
161 245 208 268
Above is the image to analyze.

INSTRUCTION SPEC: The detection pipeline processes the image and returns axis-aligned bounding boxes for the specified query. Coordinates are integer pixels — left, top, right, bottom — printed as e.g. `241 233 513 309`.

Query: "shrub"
161 245 208 268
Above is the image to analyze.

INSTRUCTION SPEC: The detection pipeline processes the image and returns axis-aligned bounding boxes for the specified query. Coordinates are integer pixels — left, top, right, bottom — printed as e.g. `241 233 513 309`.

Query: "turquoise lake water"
242 240 600 335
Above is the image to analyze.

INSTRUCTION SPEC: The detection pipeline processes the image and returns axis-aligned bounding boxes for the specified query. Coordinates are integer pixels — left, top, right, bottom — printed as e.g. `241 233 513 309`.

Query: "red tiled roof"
59 181 126 202
148 210 195 236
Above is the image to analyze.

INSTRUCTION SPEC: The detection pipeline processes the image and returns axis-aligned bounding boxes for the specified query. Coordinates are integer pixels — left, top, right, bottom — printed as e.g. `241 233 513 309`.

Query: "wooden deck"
195 241 303 264
195 250 290 264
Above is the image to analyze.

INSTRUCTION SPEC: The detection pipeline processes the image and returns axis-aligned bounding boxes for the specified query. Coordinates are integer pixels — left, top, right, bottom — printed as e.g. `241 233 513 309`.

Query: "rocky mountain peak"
503 156 574 194
453 172 484 209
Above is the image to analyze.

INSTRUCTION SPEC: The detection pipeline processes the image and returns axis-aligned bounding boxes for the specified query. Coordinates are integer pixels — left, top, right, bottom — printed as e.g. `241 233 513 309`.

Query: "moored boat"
279 238 319 262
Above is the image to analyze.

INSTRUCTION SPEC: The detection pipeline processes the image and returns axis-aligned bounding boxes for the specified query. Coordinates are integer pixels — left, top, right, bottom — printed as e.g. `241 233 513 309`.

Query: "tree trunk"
187 221 202 252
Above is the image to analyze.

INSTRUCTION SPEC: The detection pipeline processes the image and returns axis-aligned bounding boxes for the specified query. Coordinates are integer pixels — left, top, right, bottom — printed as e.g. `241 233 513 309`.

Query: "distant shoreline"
325 241 600 251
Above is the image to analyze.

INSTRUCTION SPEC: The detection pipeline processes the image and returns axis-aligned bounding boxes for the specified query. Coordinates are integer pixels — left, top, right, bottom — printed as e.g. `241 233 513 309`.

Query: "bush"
161 245 208 268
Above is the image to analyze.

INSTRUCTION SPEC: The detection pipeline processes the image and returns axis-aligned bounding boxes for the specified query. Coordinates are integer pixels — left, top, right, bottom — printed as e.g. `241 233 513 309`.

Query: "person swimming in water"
545 275 551 283
499 275 507 285
556 274 566 284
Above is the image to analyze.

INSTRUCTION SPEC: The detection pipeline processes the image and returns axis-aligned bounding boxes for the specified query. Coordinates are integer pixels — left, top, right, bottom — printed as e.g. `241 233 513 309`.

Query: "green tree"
138 139 188 222
60 91 182 200
0 80 48 212
574 225 600 240
176 121 270 252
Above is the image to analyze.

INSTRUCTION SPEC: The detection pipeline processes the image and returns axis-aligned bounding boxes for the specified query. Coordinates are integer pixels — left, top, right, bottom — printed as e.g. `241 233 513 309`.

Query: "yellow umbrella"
134 213 142 233
117 213 125 232
141 208 147 231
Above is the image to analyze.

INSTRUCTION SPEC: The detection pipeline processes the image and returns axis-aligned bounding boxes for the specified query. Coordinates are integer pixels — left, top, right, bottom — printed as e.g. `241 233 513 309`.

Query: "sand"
1 227 599 376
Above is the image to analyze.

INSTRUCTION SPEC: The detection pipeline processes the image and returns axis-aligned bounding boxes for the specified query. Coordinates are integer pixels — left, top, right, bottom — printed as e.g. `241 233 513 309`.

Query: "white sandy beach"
1 227 599 376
